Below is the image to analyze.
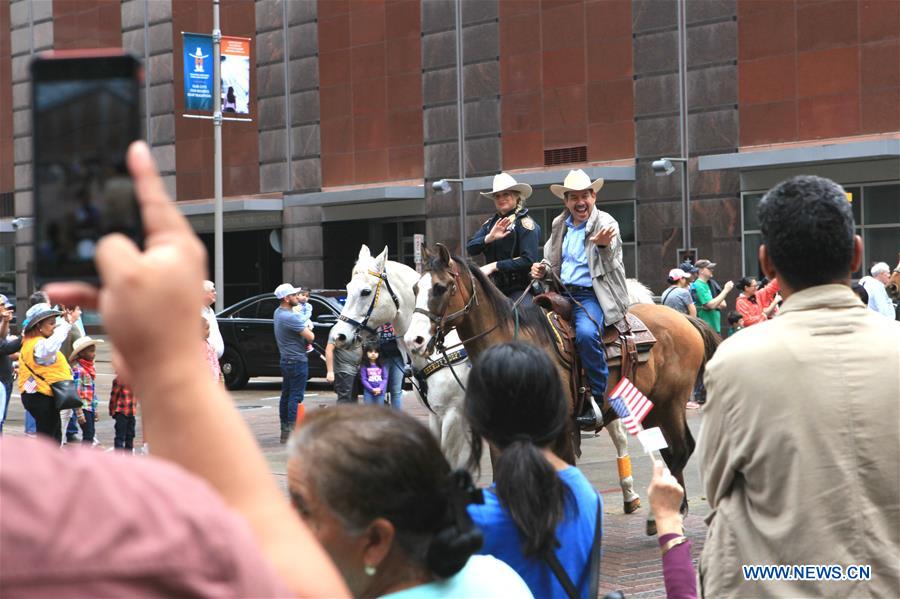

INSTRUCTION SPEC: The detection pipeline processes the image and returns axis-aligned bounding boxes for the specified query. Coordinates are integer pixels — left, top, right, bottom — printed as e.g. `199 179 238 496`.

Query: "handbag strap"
545 494 603 599
19 351 48 383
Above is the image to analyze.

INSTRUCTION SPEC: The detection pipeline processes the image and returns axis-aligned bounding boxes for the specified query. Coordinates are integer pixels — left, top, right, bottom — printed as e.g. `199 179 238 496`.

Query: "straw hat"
69 336 104 362
549 169 605 199
479 172 532 201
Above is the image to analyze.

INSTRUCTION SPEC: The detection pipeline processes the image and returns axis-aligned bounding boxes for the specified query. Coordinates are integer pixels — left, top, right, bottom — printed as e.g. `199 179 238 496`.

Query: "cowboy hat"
549 169 605 199
479 172 532 201
23 302 62 332
69 336 104 363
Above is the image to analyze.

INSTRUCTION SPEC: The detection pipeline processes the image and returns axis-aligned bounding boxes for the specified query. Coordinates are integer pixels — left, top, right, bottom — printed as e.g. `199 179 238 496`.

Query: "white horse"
331 245 471 468
404 272 656 514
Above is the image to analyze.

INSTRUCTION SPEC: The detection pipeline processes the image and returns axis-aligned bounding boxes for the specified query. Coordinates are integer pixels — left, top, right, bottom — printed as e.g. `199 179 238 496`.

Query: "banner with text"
182 32 213 112
220 36 251 115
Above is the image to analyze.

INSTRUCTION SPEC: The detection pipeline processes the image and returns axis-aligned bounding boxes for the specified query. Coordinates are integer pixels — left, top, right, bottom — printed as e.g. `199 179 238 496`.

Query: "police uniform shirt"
466 208 541 288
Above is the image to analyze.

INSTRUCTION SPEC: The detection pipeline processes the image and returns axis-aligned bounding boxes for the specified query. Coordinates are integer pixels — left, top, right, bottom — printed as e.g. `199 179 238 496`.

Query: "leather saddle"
534 292 658 425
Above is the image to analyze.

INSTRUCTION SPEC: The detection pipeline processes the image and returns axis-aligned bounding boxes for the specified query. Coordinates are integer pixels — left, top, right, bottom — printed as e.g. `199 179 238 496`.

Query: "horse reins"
337 265 401 340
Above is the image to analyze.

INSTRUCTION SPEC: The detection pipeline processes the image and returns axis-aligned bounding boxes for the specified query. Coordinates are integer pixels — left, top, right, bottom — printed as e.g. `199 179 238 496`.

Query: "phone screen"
32 54 143 284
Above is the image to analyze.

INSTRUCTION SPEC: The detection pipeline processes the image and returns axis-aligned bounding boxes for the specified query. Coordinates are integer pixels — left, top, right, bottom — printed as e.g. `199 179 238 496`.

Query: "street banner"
221 36 251 115
182 32 214 112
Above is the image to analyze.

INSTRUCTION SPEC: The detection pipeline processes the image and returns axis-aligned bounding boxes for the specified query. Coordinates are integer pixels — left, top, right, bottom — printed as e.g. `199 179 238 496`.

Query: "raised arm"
46 142 348 598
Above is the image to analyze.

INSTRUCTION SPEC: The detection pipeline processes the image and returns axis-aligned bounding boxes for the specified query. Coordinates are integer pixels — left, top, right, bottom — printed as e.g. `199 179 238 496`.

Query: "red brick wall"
52 0 122 49
318 0 423 187
172 0 260 201
738 0 900 146
500 0 634 170
0 0 12 195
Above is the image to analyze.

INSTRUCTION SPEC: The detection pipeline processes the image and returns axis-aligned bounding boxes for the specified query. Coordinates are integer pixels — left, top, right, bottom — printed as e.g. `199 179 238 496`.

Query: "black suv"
216 291 345 390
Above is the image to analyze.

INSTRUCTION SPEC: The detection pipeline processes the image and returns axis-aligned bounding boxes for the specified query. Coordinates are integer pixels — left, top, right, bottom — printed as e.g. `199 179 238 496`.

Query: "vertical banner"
220 36 251 115
182 32 214 112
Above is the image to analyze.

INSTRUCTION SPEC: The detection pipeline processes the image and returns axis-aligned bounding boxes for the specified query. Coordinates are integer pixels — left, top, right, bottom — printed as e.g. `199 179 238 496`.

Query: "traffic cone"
294 403 306 428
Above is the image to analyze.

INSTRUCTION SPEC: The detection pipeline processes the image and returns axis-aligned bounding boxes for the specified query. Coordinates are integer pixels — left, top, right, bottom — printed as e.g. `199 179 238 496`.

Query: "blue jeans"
363 389 385 405
66 411 79 439
279 359 308 427
383 355 405 410
24 405 37 434
571 290 609 400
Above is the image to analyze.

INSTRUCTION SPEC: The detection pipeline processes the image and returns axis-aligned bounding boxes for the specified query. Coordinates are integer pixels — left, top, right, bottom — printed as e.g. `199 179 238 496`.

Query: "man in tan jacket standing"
698 175 900 597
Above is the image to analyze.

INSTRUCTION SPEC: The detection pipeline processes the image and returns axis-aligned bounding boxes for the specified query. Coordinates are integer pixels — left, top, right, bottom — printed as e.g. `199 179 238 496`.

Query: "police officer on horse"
467 173 541 302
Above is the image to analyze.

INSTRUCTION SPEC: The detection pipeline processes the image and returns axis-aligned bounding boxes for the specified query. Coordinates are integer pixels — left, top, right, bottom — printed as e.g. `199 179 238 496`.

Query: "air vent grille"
544 145 587 166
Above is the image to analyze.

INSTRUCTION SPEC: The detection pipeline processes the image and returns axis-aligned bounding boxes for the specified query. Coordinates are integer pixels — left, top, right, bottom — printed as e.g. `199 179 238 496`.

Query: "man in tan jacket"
698 175 900 597
531 169 631 421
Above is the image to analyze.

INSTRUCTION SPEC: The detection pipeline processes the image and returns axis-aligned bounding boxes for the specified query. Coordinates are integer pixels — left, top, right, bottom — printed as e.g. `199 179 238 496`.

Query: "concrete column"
631 0 740 279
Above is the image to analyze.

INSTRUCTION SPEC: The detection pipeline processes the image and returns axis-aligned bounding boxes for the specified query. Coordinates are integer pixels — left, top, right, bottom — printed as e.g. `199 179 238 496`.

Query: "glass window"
845 186 862 225
603 203 635 243
254 298 280 319
743 232 762 277
864 227 900 267
742 193 764 231
863 184 900 225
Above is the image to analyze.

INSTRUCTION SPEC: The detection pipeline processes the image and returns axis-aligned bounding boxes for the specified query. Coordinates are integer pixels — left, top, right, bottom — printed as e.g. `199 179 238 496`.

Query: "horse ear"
435 243 451 266
358 244 372 261
374 246 389 269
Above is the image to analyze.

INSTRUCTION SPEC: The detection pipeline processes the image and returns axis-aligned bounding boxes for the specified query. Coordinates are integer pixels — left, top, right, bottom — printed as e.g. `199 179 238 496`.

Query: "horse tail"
684 314 722 383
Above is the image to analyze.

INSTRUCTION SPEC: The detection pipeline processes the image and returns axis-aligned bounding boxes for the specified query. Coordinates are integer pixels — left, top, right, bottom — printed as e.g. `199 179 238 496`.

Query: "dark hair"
464 342 571 559
290 407 482 578
737 276 756 292
360 342 382 368
29 291 48 306
758 176 855 290
727 310 743 325
851 282 869 305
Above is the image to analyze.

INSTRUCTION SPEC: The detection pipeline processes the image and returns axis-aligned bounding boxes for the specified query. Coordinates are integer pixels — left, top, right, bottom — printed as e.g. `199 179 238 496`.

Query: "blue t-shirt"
379 555 533 599
273 307 308 362
468 467 600 599
561 217 592 288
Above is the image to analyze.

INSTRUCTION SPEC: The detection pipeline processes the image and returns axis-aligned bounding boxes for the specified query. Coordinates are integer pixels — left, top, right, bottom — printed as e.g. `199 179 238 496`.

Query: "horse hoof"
624 498 641 514
646 520 657 536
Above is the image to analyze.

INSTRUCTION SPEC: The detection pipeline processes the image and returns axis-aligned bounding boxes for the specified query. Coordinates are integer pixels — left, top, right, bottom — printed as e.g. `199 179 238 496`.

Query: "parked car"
217 291 345 390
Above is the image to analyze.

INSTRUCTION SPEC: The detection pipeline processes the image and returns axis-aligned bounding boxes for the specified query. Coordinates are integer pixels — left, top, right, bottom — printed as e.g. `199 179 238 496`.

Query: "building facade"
2 0 898 311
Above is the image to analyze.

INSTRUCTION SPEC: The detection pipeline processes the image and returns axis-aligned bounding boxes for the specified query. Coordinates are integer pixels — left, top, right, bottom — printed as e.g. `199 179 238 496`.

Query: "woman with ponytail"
465 342 602 599
287 406 533 598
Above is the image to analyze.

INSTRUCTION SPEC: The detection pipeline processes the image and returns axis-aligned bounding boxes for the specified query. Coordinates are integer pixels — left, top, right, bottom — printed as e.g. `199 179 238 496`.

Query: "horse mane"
454 256 557 347
626 279 656 305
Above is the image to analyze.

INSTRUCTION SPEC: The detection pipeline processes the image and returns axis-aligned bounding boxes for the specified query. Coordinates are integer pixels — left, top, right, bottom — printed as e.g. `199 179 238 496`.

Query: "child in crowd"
726 311 744 337
69 337 103 445
359 343 388 405
109 377 137 451
292 289 315 354
202 318 222 383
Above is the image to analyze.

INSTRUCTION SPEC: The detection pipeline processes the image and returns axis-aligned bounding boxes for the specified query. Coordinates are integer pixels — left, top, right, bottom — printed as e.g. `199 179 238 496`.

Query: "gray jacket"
541 207 630 326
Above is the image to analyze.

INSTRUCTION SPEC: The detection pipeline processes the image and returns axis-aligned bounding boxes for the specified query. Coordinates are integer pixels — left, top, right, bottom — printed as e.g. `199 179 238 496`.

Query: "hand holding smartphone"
31 51 144 286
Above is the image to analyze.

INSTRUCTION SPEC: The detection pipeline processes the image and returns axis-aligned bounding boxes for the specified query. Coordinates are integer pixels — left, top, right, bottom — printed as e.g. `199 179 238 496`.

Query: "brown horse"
417 245 720 515
886 264 900 303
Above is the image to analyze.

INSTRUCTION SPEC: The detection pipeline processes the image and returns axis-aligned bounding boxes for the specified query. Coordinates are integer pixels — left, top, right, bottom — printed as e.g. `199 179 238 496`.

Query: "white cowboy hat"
479 172 532 201
69 336 104 363
549 169 605 199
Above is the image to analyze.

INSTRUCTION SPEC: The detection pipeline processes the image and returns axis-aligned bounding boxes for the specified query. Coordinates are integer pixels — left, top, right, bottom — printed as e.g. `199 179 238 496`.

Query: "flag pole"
212 0 224 313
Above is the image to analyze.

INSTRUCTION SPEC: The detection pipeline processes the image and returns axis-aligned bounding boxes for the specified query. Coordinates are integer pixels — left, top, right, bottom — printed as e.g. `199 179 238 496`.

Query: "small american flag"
608 377 653 435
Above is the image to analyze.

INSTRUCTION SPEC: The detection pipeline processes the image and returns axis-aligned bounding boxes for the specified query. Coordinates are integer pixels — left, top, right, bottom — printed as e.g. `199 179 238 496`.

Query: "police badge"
520 217 535 231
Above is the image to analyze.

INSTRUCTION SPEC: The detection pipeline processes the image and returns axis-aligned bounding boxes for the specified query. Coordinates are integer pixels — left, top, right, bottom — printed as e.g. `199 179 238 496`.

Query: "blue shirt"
380 555 533 599
273 307 308 362
561 217 592 288
468 467 601 599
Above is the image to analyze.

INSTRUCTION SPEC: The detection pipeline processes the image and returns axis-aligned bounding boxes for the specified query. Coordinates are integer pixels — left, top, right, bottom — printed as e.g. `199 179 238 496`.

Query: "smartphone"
31 51 143 285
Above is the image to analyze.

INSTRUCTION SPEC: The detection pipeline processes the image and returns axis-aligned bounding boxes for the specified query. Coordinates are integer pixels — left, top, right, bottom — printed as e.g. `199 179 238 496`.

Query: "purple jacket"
360 364 389 394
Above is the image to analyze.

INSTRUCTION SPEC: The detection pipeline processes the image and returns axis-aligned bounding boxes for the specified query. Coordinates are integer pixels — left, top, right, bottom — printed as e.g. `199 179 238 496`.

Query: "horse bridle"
337 265 401 340
413 260 480 354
